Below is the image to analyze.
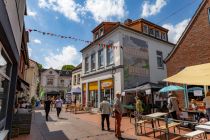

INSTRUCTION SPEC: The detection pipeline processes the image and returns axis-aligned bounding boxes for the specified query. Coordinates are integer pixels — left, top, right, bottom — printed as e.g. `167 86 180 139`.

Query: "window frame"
77 74 80 84
161 32 167 41
85 57 89 73
91 53 96 71
156 50 164 69
107 47 114 66
143 24 148 34
155 30 160 39
149 28 155 36
98 49 104 68
46 78 54 86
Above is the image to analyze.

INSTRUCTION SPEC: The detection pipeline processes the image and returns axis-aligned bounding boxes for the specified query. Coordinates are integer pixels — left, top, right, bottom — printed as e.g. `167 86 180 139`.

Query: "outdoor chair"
181 130 207 140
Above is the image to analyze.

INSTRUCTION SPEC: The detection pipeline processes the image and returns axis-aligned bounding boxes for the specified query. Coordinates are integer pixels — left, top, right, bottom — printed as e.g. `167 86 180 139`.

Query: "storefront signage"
101 82 112 88
193 90 202 96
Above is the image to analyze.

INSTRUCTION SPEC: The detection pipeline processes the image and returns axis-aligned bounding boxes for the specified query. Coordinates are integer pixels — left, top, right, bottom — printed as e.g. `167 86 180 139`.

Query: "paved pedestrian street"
12 109 138 140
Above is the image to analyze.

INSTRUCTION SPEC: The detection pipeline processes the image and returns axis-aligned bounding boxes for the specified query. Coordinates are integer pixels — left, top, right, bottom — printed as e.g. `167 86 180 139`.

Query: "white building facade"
40 68 72 99
81 20 174 108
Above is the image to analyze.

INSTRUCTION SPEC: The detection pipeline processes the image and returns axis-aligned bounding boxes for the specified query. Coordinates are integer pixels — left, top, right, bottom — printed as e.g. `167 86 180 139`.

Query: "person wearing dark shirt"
44 96 52 121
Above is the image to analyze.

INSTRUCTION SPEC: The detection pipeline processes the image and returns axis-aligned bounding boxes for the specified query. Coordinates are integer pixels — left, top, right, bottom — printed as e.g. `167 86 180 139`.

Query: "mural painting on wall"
123 35 150 89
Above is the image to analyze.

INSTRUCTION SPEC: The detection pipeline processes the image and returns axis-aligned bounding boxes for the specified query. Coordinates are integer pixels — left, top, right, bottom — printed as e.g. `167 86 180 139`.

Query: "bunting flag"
27 28 123 49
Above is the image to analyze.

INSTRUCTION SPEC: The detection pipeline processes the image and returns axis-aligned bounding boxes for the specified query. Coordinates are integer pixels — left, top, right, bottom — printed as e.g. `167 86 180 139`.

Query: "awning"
164 63 210 85
124 82 163 93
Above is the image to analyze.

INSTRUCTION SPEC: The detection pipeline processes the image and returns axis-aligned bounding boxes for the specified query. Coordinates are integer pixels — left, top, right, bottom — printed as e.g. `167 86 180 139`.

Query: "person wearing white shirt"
203 92 210 120
55 96 63 118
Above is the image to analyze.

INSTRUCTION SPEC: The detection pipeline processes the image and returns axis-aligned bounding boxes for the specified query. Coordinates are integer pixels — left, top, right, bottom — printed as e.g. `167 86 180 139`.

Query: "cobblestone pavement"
12 108 138 140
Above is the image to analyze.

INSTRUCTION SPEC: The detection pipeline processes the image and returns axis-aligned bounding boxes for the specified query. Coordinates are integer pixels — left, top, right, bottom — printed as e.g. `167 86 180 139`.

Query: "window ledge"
158 67 164 70
0 130 8 140
107 63 114 67
98 66 105 70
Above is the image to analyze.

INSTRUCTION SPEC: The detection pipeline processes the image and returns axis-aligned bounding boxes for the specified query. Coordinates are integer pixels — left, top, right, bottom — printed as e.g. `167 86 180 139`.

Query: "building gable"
166 0 210 76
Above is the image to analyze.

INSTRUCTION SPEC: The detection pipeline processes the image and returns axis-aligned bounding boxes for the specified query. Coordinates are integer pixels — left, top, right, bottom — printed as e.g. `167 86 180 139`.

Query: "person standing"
44 96 52 121
135 96 144 114
99 97 111 131
167 92 179 119
113 91 123 139
55 96 63 118
203 91 210 120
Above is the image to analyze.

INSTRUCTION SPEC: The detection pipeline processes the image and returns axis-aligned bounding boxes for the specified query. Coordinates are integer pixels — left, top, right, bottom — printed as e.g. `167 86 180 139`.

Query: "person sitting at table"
167 92 179 119
203 91 210 121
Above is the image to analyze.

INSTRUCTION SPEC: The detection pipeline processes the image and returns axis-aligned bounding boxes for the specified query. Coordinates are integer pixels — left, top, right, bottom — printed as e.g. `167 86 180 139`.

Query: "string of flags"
27 29 123 49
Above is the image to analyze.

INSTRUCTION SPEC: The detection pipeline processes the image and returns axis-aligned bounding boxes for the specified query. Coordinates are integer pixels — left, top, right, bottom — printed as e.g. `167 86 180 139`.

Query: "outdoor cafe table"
195 125 210 139
145 112 168 138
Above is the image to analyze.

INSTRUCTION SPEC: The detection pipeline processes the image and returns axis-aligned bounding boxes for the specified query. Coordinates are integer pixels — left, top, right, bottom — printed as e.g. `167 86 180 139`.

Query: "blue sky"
25 0 202 69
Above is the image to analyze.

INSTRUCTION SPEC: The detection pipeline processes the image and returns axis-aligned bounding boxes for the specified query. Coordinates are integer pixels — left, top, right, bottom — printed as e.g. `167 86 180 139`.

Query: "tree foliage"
37 63 43 70
61 65 75 71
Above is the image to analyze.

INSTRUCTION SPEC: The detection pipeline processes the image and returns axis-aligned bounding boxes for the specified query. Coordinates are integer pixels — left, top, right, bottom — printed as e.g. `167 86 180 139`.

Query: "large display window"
0 44 12 131
88 82 98 108
100 79 114 105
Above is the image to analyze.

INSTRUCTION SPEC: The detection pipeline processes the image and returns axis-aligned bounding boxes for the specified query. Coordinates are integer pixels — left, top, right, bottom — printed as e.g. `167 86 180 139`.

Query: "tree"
61 65 75 71
37 63 43 70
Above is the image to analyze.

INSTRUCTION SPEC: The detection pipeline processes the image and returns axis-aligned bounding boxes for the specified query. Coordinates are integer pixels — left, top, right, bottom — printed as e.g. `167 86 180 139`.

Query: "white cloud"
27 8 37 17
141 0 167 18
38 0 81 22
162 19 190 43
33 39 42 44
84 0 127 22
44 46 81 69
38 0 127 23
28 47 32 57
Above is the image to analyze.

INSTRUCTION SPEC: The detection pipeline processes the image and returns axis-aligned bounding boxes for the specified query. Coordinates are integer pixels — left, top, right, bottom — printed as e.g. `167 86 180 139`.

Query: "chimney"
124 19 132 25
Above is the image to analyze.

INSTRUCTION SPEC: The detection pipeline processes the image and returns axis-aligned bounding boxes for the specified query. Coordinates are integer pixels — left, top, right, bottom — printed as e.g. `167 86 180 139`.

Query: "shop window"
143 25 148 34
155 30 160 39
149 28 155 36
91 53 96 71
0 47 12 131
47 78 53 86
98 49 104 68
161 32 167 41
156 51 164 69
208 8 210 24
107 47 114 65
85 57 89 73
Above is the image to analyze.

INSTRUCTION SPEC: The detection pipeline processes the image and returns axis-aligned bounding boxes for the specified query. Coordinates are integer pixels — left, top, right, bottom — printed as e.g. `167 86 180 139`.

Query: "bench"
182 130 206 140
157 122 181 139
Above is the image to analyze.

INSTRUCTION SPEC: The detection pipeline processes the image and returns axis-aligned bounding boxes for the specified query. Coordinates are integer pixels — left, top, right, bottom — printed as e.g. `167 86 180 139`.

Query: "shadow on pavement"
34 111 69 140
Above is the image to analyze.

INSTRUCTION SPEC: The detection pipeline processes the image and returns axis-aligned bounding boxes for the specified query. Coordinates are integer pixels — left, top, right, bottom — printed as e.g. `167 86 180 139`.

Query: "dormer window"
149 28 155 36
49 71 52 74
95 32 99 40
161 32 167 41
143 25 148 34
155 30 160 39
99 28 104 36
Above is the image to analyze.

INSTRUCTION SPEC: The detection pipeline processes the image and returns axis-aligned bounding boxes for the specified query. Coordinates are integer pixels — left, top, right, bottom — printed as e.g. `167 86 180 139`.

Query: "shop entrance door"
89 90 98 108
102 88 114 105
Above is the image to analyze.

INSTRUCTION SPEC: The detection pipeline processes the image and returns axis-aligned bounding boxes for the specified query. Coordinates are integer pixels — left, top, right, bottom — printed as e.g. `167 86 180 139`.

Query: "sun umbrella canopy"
164 63 210 85
159 85 185 93
188 87 203 92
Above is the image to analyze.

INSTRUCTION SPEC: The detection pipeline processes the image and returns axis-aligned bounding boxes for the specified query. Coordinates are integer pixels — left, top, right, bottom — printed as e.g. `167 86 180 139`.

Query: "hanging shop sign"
88 82 98 91
193 90 202 96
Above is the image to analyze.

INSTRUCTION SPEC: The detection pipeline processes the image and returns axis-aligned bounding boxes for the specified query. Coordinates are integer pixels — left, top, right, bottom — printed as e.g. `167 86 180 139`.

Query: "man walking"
114 91 123 139
55 96 63 118
44 96 52 121
99 97 111 131
167 92 179 119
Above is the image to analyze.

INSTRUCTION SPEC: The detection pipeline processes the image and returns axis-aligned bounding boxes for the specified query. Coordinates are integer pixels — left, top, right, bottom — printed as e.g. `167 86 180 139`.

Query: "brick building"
165 0 210 108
